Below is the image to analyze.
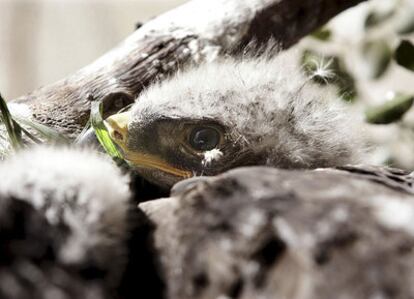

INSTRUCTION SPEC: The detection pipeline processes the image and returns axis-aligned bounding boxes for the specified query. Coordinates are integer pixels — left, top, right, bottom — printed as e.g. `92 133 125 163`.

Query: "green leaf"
310 27 332 41
18 125 42 144
366 94 414 124
0 93 23 150
330 58 358 102
90 101 123 161
73 120 91 144
14 116 69 144
361 39 392 79
394 40 414 72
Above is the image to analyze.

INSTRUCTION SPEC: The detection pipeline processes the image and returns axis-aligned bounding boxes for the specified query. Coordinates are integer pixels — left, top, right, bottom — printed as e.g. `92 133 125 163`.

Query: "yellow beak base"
105 111 192 179
105 111 131 148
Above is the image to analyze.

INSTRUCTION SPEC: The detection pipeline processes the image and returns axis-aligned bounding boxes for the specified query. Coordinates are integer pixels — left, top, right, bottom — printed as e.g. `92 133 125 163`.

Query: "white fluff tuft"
202 148 224 166
0 146 131 275
308 57 336 83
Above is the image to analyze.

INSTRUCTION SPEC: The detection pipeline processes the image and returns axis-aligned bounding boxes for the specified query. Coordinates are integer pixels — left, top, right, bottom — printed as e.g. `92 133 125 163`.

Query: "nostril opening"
113 130 123 141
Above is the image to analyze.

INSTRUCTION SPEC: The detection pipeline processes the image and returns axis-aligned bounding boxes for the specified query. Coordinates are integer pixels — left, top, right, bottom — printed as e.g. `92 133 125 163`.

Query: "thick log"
139 165 414 299
10 0 366 138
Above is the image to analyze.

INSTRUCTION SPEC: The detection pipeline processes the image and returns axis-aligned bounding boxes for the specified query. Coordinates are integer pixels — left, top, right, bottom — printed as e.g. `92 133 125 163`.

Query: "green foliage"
0 91 127 167
15 116 69 144
90 100 124 163
362 39 392 79
394 40 414 71
366 94 414 124
73 120 91 144
0 93 70 156
310 27 332 41
0 93 23 150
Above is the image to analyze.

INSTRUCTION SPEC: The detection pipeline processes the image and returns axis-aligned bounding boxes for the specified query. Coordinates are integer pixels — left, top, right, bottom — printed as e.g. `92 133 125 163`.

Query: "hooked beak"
105 111 192 179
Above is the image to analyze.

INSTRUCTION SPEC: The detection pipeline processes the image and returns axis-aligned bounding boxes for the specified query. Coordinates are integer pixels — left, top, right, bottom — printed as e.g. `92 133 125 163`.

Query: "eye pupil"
189 127 220 151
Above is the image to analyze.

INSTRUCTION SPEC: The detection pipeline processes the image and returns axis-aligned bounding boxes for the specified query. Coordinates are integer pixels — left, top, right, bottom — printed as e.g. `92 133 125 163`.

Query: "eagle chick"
106 49 366 188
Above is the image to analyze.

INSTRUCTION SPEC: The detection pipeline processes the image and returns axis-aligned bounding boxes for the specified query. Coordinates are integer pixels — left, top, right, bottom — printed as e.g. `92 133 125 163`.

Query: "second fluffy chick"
0 147 131 299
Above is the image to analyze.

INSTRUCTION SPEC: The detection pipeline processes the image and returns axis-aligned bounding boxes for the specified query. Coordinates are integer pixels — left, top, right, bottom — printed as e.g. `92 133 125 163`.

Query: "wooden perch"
139 165 414 299
10 0 366 139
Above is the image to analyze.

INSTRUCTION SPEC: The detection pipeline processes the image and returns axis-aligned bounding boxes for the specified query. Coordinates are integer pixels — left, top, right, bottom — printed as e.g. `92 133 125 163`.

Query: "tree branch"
11 0 366 138
139 165 414 298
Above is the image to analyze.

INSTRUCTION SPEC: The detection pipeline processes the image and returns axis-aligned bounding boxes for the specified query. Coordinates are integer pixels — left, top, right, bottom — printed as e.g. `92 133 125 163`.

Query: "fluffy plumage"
109 48 365 187
0 147 131 299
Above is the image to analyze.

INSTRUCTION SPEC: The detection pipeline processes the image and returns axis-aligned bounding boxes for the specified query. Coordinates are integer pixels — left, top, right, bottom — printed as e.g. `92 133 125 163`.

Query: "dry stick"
10 0 366 139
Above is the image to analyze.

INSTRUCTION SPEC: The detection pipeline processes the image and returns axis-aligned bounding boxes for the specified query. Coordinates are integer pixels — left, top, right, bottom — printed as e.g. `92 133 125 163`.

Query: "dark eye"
189 127 220 151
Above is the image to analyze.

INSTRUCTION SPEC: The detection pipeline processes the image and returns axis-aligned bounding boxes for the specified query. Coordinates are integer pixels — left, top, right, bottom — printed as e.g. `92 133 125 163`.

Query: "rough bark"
10 0 366 138
139 166 414 299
